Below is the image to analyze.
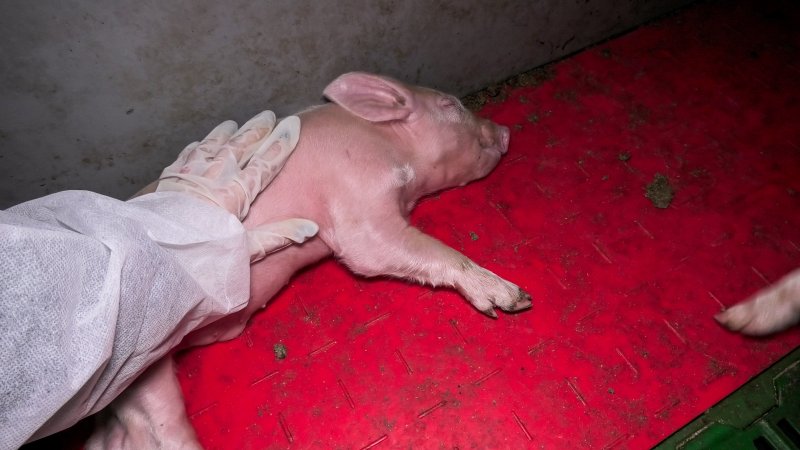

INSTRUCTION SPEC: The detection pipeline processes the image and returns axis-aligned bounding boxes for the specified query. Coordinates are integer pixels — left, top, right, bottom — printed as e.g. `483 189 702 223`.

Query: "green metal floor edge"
655 345 800 450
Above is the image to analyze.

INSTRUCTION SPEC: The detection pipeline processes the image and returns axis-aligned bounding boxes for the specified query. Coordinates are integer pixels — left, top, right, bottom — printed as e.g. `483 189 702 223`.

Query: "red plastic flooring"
176 1 800 449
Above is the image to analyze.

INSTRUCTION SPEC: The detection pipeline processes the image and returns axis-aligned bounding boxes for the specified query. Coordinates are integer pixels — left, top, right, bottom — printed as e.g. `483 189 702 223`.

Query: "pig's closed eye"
438 96 459 109
438 96 467 121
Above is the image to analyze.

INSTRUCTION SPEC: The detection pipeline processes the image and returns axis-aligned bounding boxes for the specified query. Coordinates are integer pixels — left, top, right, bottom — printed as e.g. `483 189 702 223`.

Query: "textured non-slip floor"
172 1 800 449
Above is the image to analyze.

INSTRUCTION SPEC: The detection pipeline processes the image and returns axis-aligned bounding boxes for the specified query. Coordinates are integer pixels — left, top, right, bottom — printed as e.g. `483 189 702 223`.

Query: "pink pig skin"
183 72 530 346
87 73 529 449
715 267 800 335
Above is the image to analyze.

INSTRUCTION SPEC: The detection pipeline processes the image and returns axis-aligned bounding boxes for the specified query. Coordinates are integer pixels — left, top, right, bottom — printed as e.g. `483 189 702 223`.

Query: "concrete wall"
0 0 692 208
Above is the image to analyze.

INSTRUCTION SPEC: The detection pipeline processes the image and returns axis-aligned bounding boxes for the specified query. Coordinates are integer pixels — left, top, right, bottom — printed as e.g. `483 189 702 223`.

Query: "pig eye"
438 96 460 109
437 96 467 121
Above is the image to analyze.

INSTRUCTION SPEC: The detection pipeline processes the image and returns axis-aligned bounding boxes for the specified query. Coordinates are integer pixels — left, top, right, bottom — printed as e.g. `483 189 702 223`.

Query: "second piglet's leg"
715 267 800 335
333 220 531 317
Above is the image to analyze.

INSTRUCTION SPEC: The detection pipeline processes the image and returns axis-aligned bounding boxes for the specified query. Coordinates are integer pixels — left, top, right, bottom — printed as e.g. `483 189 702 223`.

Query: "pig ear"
323 72 414 123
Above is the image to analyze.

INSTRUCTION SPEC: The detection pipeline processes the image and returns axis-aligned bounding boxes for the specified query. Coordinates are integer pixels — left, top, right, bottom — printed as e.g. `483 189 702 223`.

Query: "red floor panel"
174 1 800 448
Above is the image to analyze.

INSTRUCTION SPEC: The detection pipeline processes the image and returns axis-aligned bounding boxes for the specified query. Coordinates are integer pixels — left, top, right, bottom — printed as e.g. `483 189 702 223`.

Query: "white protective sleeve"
0 190 251 450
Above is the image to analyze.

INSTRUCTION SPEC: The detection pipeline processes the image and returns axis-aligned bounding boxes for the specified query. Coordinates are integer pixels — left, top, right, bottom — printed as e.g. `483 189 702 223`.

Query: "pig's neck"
245 104 446 261
382 117 457 202
297 104 444 206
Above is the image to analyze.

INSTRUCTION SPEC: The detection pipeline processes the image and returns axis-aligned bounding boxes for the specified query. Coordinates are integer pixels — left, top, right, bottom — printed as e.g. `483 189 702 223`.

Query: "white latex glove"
157 111 318 262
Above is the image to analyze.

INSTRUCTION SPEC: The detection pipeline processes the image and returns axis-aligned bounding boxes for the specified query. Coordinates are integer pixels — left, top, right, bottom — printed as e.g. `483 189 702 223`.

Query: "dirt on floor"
461 64 556 111
273 343 288 360
645 173 674 209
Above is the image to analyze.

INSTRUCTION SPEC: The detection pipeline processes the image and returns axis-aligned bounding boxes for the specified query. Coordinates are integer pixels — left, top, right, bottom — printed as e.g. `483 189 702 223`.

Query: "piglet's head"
323 72 510 195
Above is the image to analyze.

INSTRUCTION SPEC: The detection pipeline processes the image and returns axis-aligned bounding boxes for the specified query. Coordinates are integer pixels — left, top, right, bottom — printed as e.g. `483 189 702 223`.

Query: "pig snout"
496 124 510 154
479 121 510 155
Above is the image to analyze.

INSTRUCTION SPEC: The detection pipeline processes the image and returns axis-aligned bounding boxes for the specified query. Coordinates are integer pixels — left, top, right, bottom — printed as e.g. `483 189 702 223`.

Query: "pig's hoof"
461 267 532 317
715 301 799 336
487 282 532 313
714 303 756 332
479 307 499 319
508 289 533 312
715 282 800 336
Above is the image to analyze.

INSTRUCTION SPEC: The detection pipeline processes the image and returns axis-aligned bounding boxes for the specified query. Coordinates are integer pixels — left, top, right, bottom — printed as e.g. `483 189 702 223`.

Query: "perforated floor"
24 0 800 448
173 1 800 449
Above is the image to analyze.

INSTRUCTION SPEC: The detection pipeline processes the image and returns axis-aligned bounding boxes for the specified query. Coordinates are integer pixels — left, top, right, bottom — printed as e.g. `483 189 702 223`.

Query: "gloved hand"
157 111 318 262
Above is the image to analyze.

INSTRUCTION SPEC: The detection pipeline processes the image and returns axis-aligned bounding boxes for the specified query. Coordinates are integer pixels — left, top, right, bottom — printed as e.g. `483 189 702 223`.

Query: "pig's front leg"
329 216 531 317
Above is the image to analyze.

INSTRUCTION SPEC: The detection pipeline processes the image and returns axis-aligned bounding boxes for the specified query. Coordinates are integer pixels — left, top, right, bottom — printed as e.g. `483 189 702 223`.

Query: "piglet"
86 72 530 449
715 268 800 335
188 71 531 345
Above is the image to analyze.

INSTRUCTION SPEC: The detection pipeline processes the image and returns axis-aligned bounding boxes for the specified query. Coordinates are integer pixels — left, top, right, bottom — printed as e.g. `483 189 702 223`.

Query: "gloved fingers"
227 110 277 165
200 145 257 218
246 218 319 263
158 141 200 181
197 111 279 188
200 146 240 182
234 116 301 205
202 120 239 149
240 115 301 168
173 110 266 185
261 218 319 244
169 141 200 170
185 120 239 164
157 114 302 220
